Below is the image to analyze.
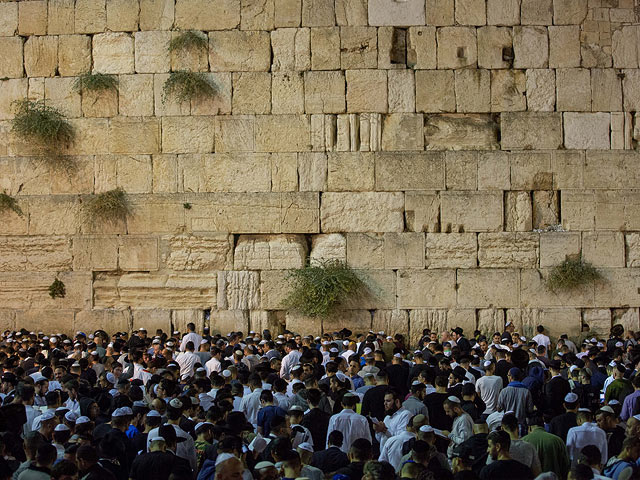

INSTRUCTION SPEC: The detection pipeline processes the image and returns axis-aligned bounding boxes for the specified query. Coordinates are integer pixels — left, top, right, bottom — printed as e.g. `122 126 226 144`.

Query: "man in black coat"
310 430 349 474
301 388 331 451
361 371 390 421
544 360 571 417
452 328 471 353
548 392 579 441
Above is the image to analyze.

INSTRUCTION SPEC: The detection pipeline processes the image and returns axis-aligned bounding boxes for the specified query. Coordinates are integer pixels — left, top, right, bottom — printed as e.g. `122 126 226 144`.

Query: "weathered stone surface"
407 27 437 69
107 0 139 31
612 26 638 69
521 0 552 25
274 0 301 27
0 37 23 79
48 0 75 34
82 86 118 118
255 115 311 152
310 233 346 262
387 70 414 113
595 268 640 308
75 0 106 33
455 0 485 25
477 26 512 69
346 233 384 269
0 79 27 121
425 115 500 151
241 0 275 30
234 235 307 269
532 190 559 229
457 269 520 308
131 309 172 333
217 271 260 310
552 151 584 190
490 69 526 112
455 69 490 113
43 77 81 118
94 272 218 308
405 192 440 233
426 0 454 25
93 33 134 74
397 270 456 308
513 26 549 68
109 118 160 154
556 68 591 112
478 308 507 335
75 309 132 336
175 0 239 30
327 152 374 192
553 0 587 24
383 233 424 269
14 310 76 336
0 236 72 272
437 27 477 69
119 236 159 271
416 71 455 113
539 232 580 268
368 0 424 25
309 27 340 70
613 307 640 332
18 1 47 36
335 0 367 25
375 152 443 191
526 69 555 112
259 269 289 310
58 35 91 77
271 28 310 72
381 114 424 151
425 233 477 269
564 113 610 150
477 152 510 190
626 234 640 267
0 272 91 310
321 192 404 233
162 233 233 271
582 232 625 268
119 74 154 117
27 197 80 235
323 309 372 333
301 0 335 26
409 309 448 344
304 71 346 113
298 152 327 191
373 310 409 339
134 31 170 74
140 0 175 30
0 2 18 36
501 113 563 150
162 117 215 154
445 151 477 190
210 31 270 72
520 268 594 307
511 152 552 190
272 72 304 114
346 70 387 113
478 233 539 268
441 192 503 232
549 26 580 68
539 308 582 339
591 69 622 112
505 191 533 232
487 0 519 25
340 27 378 69
72 235 118 270
583 308 612 336
24 36 58 78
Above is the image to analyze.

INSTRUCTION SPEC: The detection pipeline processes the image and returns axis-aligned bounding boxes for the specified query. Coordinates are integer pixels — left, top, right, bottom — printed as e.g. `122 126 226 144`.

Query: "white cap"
76 416 90 425
564 392 579 403
65 411 78 422
195 421 213 431
483 360 492 368
40 410 56 421
55 424 70 432
215 453 237 466
297 442 314 453
505 321 513 327
222 369 232 378
363 347 372 354
201 339 209 345
633 414 640 422
615 341 624 347
329 348 338 353
255 462 276 470
393 353 402 358
112 407 133 417
147 410 161 418
447 396 461 403
419 425 434 433
169 398 183 409
343 340 350 346
599 406 615 414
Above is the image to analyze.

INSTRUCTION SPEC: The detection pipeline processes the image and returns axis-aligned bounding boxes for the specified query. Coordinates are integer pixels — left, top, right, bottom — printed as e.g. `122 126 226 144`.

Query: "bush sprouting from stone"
48 278 66 299
283 260 364 317
0 192 23 216
73 72 118 93
163 71 216 104
82 187 132 225
169 30 208 53
11 100 74 147
545 257 602 292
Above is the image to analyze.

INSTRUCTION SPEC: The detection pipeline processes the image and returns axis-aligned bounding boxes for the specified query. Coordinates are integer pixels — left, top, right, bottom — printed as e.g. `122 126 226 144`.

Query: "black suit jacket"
302 408 331 451
311 446 349 474
544 376 571 416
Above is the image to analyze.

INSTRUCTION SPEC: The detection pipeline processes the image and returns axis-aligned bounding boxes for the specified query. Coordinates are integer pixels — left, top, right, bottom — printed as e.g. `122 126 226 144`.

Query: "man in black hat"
451 444 479 480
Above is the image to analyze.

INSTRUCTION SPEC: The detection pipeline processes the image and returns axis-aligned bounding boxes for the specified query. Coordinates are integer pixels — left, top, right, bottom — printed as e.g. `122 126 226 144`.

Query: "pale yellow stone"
510 152 552 190
595 268 640 308
170 31 209 72
591 69 622 112
232 72 272 115
310 233 346 262
44 77 81 118
505 191 533 232
140 0 175 30
549 26 580 68
0 79 27 121
373 310 409 341
397 270 456 308
15 310 76 336
564 113 610 150
612 27 638 69
75 0 106 33
163 116 216 155
18 0 47 35
416 70 455 113
272 72 305 114
119 74 154 117
93 33 134 74
175 0 240 29
81 87 118 118
477 26 513 69
107 0 139 31
487 0 519 25
163 233 233 270
455 69 490 113
303 71 345 114
556 68 591 112
374 152 444 191
217 271 260 310
152 155 178 193
301 0 335 26
0 236 72 272
478 233 539 268
214 116 255 153
521 0 552 25
241 0 275 30
455 0 486 25
426 0 454 25
384 233 425 269
532 190 559 229
526 69 555 111
275 0 301 27
346 70 387 113
405 192 440 233
387 70 415 113
490 69 526 112
426 233 477 269
326 152 374 191
335 0 367 25
75 310 131 335
321 192 404 233
407 26 437 69
441 192 503 232
180 153 271 192
539 232 581 268
513 26 549 69
582 232 625 268
271 28 310 71
445 151 477 190
346 233 384 269
58 35 91 77
24 36 58 78
501 113 563 150
381 114 424 151
0 2 18 36
477 151 510 190
298 152 327 191
47 0 75 35
425 114 499 151
521 269 594 308
437 27 477 69
234 234 306 269
255 115 311 152
119 236 158 271
109 117 160 154
210 31 271 72
553 0 588 24
310 27 340 70
27 196 80 235
271 153 298 191
0 271 90 310
457 269 520 308
135 31 171 74
341 27 378 69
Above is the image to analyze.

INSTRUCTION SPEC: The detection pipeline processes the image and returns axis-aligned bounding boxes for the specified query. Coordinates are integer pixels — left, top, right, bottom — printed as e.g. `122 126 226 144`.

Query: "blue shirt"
257 405 287 435
351 375 364 390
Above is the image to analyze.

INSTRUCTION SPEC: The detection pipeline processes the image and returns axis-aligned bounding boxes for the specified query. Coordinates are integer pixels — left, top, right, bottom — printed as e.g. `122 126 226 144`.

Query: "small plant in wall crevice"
545 257 602 292
283 259 365 318
169 30 208 53
48 278 66 299
0 192 23 216
11 99 74 148
82 187 132 226
73 72 118 94
163 71 216 104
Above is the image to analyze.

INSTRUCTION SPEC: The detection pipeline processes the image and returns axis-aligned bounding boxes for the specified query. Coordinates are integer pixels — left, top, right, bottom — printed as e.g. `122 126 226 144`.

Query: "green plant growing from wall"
48 278 66 299
169 30 208 53
0 192 23 216
283 260 365 317
545 257 602 292
11 99 74 148
73 72 118 93
163 71 216 104
82 187 132 226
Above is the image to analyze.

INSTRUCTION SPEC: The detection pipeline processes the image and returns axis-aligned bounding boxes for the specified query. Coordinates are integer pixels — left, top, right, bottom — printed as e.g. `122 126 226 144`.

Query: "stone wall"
1 0 640 342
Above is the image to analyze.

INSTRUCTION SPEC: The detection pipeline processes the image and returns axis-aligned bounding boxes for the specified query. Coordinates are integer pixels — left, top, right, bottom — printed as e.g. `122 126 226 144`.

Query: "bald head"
216 457 243 480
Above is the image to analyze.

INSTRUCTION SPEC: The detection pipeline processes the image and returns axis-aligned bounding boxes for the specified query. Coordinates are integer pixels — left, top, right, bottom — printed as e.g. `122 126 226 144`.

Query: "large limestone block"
170 310 205 335
18 1 47 35
75 310 130 335
539 308 582 339
125 195 186 234
381 114 424 151
582 309 612 337
234 234 307 270
595 268 640 308
210 31 270 72
304 71 346 113
427 0 454 25
260 269 289 309
211 310 250 336
612 26 638 69
0 236 72 272
255 115 311 152
388 70 414 113
397 270 456 308
109 117 160 154
552 151 585 190
0 271 91 310
405 192 440 233
548 26 580 68
374 152 444 191
415 70 455 113
24 36 58 77
241 0 275 30
368 0 424 25
107 0 139 31
131 309 171 333
271 28 310 72
48 0 74 34
457 269 520 308
553 0 587 24
44 77 81 118
15 310 76 336
72 235 118 270
217 271 260 310
437 27 477 69
140 0 174 30
272 72 305 114
170 31 208 72
27 196 80 235
214 116 255 152
510 152 552 190
310 233 346 262
152 154 178 193
0 79 27 121
477 26 512 69
521 0 552 25
477 151 510 190
539 232 580 268
82 85 118 118
162 117 214 154
340 27 378 69
441 191 503 233
93 33 134 74
455 0 486 25
181 153 270 192
321 192 404 233
505 191 532 232
564 113 610 150
118 74 154 117
342 270 396 310
521 268 594 307
455 69 491 113
327 152 374 192
426 233 477 268
94 272 218 309
513 26 549 69
335 0 367 25
346 70 387 113
478 233 539 268
623 70 640 112
477 308 506 335
591 69 622 112
556 68 591 112
310 27 340 70
407 27 437 69
445 151 477 190
58 35 91 77
626 234 640 267
613 308 640 332
301 0 335 26
582 232 625 268
134 31 170 74
275 0 301 27
175 0 239 29
0 3 18 36
162 233 233 271
501 113 562 150
119 236 159 271
322 310 371 335
532 191 559 229
425 114 500 151
491 69 526 112
346 233 384 269
383 233 424 269
526 69 555 112
75 0 106 33
408 309 448 343
487 0 519 25
298 152 327 191
373 310 409 340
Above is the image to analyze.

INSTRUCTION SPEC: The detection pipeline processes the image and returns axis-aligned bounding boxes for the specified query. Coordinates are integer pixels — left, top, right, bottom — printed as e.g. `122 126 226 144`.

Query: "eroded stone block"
321 192 404 233
441 192 503 232
425 233 477 268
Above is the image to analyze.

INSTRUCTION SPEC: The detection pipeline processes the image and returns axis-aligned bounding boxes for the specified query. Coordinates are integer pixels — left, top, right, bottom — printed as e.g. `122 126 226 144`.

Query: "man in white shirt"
475 360 503 415
179 323 202 352
240 375 263 427
378 414 427 471
373 390 412 449
280 340 302 379
567 409 608 464
205 348 222 376
175 341 199 379
531 325 551 354
326 393 372 453
442 396 474 460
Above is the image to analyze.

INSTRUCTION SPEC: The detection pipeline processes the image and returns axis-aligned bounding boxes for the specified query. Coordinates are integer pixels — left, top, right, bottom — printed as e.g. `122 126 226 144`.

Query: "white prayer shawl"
375 407 412 450
326 409 372 453
378 430 415 471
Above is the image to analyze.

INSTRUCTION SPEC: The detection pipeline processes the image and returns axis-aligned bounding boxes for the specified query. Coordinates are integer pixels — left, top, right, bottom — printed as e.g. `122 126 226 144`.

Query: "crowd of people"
0 320 639 480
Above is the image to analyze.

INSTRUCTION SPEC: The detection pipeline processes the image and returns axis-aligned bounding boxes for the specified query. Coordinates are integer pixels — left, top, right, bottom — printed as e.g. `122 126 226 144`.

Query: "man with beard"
595 405 625 458
373 389 412 450
479 430 533 480
442 396 474 461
